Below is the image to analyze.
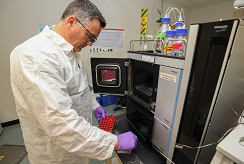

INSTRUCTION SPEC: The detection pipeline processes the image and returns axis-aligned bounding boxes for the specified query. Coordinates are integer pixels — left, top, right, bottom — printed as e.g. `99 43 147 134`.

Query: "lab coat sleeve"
10 46 118 160
79 55 100 111
89 91 100 111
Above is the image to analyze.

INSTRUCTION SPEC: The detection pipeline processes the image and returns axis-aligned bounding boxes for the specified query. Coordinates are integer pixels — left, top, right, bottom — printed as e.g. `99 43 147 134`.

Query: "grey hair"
61 0 106 28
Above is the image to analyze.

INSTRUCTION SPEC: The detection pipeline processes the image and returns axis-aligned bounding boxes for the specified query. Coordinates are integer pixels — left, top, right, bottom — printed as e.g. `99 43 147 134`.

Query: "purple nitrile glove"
94 106 108 123
117 131 138 151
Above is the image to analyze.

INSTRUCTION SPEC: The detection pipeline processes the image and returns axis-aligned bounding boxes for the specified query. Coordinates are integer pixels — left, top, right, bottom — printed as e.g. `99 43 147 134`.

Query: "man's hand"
93 106 108 123
116 131 138 151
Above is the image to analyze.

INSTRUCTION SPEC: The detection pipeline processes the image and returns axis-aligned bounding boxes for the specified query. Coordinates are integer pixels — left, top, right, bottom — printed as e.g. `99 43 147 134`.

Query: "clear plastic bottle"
172 28 188 57
157 17 171 39
175 20 184 30
155 17 170 52
164 30 176 55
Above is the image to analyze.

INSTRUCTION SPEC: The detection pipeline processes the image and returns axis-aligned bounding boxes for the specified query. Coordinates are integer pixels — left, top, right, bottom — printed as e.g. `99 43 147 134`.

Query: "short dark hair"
61 0 106 28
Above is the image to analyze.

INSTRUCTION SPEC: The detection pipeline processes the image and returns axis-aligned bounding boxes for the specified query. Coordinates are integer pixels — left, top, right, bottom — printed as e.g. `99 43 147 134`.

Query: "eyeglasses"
76 17 97 43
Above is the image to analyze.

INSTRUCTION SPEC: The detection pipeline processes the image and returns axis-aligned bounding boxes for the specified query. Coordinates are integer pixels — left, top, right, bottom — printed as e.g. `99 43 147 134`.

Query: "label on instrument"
163 46 172 52
160 72 177 83
142 55 155 63
172 44 182 49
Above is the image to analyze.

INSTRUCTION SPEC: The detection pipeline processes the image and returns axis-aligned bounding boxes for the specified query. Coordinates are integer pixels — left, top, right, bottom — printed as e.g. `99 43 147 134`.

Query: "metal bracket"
125 62 129 66
150 101 156 109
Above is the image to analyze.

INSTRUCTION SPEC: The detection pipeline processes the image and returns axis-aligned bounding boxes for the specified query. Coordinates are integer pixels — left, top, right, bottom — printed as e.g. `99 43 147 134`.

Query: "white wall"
0 0 190 123
190 1 244 24
0 0 72 123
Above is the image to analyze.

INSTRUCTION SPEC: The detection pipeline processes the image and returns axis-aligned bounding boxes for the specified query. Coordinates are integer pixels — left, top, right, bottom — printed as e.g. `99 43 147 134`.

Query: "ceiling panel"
192 0 214 4
174 1 200 8
163 0 234 9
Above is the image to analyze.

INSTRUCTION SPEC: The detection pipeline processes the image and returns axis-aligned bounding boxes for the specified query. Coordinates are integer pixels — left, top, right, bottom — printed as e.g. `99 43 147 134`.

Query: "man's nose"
87 40 93 46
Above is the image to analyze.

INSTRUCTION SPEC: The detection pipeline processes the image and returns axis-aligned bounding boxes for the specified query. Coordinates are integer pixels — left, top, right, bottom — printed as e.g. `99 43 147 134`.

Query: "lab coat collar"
42 26 74 54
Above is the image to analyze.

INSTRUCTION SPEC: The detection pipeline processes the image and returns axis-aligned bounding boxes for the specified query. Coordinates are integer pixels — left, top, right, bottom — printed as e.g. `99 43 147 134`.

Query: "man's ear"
66 16 76 29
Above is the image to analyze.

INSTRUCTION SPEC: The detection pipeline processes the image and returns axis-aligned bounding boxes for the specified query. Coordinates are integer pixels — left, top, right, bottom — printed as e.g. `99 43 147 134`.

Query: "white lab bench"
211 124 244 164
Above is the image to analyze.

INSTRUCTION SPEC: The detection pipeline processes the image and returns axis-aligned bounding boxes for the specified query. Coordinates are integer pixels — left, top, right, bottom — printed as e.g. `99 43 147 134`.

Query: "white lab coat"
10 26 118 164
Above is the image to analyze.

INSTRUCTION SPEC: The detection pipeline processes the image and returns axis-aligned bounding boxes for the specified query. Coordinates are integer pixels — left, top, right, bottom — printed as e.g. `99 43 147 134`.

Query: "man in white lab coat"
10 0 137 163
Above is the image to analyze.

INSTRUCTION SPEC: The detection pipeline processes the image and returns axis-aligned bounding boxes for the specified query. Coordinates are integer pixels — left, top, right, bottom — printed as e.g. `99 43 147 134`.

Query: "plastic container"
164 30 176 55
101 94 117 106
98 115 116 133
155 17 170 52
175 20 184 30
101 94 109 106
140 35 155 51
110 95 117 105
157 17 171 39
171 28 188 57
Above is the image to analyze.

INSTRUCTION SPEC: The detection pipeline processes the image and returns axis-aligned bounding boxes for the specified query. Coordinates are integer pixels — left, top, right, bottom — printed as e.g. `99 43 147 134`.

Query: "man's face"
70 17 101 52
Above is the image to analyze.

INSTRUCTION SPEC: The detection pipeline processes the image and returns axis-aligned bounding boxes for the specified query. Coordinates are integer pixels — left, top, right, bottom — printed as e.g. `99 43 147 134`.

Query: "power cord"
220 90 240 117
175 127 234 149
176 89 243 150
152 144 175 164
